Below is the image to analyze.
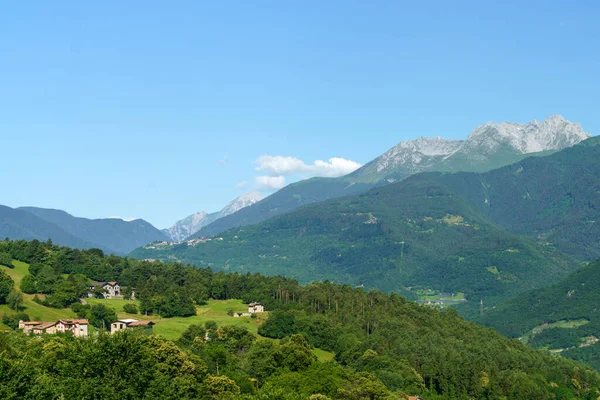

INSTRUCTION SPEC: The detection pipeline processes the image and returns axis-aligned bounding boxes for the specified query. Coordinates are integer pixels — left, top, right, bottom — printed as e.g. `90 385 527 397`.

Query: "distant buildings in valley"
110 319 154 334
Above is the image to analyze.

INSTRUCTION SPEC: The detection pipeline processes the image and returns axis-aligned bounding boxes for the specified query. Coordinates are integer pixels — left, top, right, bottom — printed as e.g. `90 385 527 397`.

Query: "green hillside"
480 258 600 369
133 175 576 310
3 239 600 399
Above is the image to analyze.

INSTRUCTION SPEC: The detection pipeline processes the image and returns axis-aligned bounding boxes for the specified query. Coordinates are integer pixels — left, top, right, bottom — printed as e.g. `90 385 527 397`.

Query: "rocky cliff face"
351 115 590 182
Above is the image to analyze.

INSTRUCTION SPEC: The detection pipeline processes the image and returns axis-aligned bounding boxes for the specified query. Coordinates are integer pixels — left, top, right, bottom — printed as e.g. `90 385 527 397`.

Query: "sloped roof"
128 320 154 327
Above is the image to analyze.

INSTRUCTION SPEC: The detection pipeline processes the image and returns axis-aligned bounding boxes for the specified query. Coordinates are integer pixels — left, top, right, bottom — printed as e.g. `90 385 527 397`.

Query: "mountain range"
192 115 590 238
131 135 600 313
0 206 169 255
162 192 262 241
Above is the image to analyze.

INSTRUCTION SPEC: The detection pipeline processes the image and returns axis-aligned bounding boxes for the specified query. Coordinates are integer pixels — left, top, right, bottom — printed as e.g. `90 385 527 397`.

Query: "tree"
2 312 29 330
20 274 37 294
204 375 240 399
89 304 117 330
7 290 23 311
0 270 14 303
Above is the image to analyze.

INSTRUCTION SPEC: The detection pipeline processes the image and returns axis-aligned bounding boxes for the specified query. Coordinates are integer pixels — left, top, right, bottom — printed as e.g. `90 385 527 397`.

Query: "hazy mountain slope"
18 207 168 254
193 178 374 238
163 192 262 241
195 115 590 237
0 205 109 252
133 174 575 309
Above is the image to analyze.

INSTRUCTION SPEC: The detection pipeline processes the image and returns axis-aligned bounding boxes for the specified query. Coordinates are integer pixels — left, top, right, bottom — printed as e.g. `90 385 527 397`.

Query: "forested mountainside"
194 115 589 238
133 174 576 311
18 207 169 255
480 258 600 370
434 135 600 261
2 239 600 399
134 136 600 309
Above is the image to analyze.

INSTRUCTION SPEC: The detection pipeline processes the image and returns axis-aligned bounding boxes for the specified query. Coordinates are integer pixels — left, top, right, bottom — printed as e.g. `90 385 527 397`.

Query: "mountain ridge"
193 115 590 238
16 206 168 254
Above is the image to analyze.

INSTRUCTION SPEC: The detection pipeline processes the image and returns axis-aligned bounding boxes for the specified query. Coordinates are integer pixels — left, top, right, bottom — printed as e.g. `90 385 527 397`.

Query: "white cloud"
256 155 361 178
255 175 286 191
236 180 248 189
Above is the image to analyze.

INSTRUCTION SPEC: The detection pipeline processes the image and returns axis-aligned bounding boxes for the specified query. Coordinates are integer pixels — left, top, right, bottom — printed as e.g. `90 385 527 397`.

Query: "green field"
520 319 590 345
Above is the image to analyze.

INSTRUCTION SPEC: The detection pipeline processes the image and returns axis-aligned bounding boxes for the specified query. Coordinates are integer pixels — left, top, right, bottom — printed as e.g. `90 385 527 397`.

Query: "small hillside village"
17 279 265 337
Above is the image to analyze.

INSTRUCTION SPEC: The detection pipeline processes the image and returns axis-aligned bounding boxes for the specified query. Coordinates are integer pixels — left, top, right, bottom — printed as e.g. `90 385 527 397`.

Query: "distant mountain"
162 192 262 241
480 258 600 370
194 115 590 238
17 207 168 254
0 205 109 252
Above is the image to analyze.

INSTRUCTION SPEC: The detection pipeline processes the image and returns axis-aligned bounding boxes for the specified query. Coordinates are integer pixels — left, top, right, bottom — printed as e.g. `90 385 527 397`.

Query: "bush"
123 303 138 314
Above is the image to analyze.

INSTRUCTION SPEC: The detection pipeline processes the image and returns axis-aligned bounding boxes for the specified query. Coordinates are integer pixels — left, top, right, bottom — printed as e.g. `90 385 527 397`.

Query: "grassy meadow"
0 261 334 360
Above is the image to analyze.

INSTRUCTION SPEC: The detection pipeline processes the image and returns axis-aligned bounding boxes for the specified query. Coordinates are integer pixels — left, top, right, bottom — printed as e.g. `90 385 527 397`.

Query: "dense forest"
1 239 600 399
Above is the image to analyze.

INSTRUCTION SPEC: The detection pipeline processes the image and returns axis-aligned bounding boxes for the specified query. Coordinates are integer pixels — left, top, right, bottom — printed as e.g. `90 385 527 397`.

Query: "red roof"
107 281 118 286
128 320 154 327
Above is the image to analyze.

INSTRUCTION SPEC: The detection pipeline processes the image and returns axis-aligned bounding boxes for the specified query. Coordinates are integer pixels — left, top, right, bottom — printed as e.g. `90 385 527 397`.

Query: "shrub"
0 252 14 268
123 303 138 314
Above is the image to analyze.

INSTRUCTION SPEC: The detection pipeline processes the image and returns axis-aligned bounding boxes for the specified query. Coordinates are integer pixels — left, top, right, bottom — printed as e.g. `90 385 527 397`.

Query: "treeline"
2 239 600 398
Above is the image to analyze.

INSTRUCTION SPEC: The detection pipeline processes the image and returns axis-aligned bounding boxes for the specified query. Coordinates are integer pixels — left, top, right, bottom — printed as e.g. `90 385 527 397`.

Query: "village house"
19 319 89 337
110 319 154 334
247 302 264 313
88 281 122 299
233 312 252 318
55 319 89 337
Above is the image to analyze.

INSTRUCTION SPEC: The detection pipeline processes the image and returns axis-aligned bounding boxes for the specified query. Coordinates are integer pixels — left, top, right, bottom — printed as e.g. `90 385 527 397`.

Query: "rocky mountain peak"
163 192 263 242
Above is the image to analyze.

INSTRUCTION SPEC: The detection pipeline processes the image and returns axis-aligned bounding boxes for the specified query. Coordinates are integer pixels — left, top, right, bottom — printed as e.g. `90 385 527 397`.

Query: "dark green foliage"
0 269 14 304
1 312 29 330
0 252 13 268
123 303 138 314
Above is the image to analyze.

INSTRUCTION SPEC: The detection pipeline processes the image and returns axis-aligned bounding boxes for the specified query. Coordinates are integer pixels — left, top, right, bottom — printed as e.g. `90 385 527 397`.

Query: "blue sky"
1 1 598 228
